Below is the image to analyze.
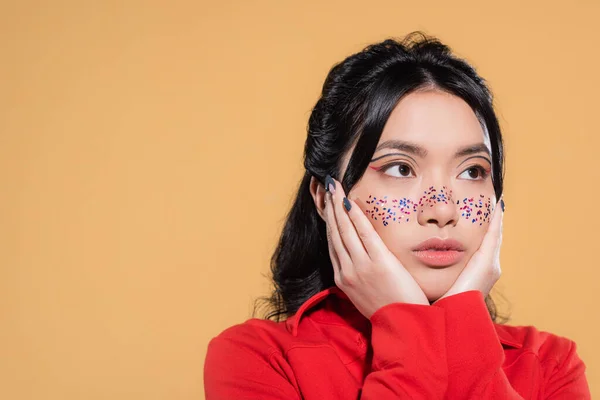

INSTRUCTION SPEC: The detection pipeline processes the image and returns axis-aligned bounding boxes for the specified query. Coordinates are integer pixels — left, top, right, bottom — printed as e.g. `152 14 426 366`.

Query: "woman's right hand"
323 176 429 319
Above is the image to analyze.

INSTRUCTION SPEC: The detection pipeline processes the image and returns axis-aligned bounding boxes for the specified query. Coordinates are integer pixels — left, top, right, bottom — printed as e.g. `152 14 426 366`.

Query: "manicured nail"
343 197 352 212
325 175 336 194
500 199 505 212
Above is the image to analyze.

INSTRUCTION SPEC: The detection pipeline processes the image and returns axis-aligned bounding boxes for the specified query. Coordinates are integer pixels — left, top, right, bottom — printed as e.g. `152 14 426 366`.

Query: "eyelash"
379 162 491 181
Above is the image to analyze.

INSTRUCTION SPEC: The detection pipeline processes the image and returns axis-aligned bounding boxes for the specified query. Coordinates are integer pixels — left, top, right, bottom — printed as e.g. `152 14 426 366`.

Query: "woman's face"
340 90 497 302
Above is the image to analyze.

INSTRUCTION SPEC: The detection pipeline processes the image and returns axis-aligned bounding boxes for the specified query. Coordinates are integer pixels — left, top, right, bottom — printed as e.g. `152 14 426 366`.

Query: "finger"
343 196 390 261
324 186 351 269
326 229 343 285
330 178 369 262
478 194 505 256
324 197 342 276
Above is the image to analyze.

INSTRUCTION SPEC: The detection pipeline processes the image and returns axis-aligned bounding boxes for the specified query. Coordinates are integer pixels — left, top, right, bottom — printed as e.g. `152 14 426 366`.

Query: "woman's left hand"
434 196 505 303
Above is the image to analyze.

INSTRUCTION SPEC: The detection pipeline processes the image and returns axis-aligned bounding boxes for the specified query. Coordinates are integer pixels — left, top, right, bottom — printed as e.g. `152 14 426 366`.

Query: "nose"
416 186 459 228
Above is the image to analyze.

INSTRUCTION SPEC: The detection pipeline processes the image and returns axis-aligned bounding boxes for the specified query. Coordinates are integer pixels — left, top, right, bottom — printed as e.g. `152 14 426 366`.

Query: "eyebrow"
371 139 491 162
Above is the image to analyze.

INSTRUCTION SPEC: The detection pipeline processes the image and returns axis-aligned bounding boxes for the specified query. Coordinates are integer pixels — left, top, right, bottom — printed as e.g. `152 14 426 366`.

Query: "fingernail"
500 199 505 212
343 197 352 212
325 175 336 194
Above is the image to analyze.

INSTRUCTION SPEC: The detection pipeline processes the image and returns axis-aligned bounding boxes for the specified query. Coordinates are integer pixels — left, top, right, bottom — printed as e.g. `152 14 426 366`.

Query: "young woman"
203 32 590 399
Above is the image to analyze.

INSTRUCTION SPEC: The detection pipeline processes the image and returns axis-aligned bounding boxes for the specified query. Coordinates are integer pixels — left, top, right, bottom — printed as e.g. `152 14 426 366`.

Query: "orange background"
1 1 599 399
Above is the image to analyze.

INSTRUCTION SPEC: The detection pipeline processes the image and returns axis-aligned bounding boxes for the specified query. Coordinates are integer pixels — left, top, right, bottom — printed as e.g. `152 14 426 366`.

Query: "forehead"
380 90 489 150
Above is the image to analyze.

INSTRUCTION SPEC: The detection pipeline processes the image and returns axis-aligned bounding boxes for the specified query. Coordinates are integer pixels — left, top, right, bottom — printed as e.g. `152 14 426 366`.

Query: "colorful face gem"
364 187 493 226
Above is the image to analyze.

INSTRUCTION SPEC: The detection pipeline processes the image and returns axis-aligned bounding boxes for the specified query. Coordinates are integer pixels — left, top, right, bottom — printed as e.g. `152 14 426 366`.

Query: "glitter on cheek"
365 194 416 226
459 194 492 225
364 188 492 227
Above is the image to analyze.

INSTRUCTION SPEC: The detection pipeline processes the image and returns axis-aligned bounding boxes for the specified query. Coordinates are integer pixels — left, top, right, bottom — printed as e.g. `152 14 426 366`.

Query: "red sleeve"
361 302 448 398
433 290 590 399
204 336 301 400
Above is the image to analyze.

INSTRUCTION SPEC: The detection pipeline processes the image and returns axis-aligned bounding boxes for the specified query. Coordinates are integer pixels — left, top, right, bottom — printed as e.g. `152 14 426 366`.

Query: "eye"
458 165 490 181
382 162 415 178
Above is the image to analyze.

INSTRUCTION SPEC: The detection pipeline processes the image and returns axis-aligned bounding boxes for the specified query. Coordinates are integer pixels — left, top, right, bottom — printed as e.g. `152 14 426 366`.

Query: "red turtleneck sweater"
204 287 590 399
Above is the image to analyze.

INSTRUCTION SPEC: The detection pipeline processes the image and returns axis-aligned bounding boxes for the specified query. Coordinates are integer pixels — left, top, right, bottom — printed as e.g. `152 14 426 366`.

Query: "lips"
412 238 466 268
412 237 465 252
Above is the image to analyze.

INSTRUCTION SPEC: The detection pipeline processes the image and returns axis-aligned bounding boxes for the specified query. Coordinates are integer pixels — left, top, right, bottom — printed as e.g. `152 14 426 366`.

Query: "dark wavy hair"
253 31 508 323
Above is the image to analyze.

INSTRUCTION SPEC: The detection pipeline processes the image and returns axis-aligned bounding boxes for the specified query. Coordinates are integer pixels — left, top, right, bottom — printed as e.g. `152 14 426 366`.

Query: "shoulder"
206 317 293 362
495 323 589 396
495 323 581 365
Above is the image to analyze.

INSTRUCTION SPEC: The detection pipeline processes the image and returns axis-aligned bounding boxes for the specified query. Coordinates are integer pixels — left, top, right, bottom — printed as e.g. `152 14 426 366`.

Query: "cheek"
363 195 417 226
457 195 494 225
354 195 415 254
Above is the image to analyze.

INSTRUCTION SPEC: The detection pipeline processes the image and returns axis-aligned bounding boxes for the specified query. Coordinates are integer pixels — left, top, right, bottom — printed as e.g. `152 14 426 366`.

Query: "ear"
309 175 327 221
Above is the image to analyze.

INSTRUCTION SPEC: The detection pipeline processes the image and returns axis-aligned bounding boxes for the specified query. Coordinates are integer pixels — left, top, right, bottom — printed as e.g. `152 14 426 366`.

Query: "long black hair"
253 31 508 323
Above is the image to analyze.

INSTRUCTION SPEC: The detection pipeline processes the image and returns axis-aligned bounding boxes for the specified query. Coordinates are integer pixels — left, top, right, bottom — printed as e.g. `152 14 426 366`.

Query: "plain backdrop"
1 1 599 399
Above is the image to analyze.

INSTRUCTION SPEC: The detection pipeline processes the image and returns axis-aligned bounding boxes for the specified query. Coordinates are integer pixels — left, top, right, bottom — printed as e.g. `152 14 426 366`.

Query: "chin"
422 286 451 304
408 263 465 303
